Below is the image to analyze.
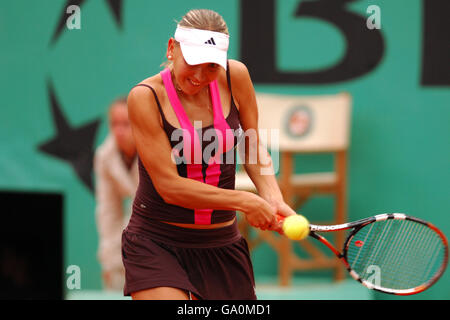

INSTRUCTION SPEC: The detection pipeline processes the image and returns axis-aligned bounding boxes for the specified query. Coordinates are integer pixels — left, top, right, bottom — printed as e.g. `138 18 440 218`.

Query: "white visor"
174 26 229 70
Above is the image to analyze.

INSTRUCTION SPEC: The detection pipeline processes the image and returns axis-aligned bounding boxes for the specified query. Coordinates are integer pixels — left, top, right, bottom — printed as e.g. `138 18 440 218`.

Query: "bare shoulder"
127 73 164 127
228 59 253 91
128 74 163 102
228 59 250 79
227 60 255 109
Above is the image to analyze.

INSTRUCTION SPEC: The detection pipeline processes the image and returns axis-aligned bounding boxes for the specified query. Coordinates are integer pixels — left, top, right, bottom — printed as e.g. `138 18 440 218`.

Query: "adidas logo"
204 37 216 45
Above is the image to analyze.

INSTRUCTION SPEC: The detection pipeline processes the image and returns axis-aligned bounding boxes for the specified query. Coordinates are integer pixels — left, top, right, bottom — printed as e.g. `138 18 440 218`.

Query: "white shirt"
94 134 138 271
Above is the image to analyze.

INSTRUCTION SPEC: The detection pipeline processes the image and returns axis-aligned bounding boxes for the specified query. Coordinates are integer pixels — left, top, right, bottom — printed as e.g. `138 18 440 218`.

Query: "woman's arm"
127 83 276 229
229 60 297 219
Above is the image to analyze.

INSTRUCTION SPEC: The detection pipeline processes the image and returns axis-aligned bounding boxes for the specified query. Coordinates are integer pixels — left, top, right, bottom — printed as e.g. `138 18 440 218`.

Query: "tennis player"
122 9 296 300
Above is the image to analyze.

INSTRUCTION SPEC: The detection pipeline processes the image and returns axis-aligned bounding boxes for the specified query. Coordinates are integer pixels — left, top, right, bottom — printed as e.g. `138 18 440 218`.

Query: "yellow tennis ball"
282 215 310 240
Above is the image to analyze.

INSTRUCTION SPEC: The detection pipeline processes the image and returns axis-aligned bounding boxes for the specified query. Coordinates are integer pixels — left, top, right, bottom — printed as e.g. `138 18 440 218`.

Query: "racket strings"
352 221 414 288
381 222 440 288
346 219 446 290
373 222 440 288
378 221 417 286
350 223 375 270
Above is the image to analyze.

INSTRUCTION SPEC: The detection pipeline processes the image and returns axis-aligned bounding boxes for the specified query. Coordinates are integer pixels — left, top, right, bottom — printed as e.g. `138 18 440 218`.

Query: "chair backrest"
255 92 352 152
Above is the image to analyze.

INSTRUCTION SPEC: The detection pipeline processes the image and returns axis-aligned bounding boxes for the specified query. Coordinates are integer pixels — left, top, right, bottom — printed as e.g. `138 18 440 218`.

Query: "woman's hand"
241 193 277 231
263 198 297 234
241 193 297 233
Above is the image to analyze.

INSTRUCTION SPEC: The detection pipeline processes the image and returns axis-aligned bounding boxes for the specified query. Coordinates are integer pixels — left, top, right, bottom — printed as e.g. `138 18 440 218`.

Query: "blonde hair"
161 9 229 68
179 9 229 35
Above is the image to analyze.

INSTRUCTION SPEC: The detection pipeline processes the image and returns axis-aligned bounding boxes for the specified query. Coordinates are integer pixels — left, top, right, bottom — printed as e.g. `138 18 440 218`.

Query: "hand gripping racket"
276 213 448 295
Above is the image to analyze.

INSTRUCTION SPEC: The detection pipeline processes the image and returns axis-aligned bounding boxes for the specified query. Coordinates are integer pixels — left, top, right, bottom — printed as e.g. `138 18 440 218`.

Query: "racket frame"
307 213 448 295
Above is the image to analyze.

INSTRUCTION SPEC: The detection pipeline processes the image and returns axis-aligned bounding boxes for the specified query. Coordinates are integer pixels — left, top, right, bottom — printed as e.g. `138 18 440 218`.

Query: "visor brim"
180 43 227 70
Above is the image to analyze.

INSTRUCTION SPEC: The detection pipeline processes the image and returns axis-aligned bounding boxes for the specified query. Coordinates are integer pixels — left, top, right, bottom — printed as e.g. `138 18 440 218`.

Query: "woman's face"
167 38 221 95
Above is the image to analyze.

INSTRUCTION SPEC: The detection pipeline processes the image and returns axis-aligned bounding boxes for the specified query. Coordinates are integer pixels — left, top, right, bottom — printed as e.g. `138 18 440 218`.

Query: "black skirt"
121 219 257 300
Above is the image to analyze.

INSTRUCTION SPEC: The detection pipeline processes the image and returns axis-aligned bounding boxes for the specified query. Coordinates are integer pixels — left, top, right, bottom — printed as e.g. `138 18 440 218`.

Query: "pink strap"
160 68 191 128
161 69 202 164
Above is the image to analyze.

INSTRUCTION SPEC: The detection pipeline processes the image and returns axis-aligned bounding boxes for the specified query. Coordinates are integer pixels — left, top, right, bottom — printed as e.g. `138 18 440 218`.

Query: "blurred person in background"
94 97 138 291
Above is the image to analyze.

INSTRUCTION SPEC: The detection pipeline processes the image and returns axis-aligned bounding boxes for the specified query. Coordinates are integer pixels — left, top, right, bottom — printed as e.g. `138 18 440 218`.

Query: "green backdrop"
1 0 448 300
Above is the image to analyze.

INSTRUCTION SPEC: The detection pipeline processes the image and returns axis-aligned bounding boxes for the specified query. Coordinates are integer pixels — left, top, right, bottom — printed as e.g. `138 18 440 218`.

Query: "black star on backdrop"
38 81 101 192
50 0 123 46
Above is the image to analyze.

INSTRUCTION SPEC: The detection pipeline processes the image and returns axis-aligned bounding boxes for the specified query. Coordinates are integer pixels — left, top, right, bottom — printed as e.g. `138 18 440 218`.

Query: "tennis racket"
276 213 448 295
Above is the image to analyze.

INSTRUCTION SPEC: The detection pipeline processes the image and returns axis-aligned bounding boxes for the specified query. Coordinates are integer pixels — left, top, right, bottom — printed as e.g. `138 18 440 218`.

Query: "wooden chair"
235 92 352 286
